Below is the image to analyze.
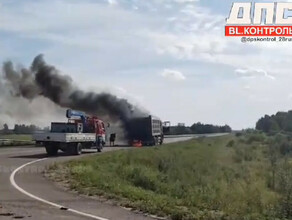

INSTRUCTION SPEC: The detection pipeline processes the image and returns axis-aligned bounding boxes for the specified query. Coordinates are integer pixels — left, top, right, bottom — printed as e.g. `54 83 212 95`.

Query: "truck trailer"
33 109 106 156
127 115 164 146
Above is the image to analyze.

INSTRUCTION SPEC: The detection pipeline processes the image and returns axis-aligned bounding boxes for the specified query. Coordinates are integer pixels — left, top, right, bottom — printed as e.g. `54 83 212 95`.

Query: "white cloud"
174 0 199 2
235 68 275 80
148 3 229 62
108 0 117 5
161 69 186 81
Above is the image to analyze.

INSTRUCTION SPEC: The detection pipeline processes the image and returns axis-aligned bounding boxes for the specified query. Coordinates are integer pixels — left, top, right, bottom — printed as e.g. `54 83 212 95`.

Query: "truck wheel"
73 143 82 155
45 145 58 156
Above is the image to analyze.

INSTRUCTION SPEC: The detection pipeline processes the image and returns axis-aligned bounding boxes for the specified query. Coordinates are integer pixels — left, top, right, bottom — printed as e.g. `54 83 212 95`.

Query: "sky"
0 0 292 129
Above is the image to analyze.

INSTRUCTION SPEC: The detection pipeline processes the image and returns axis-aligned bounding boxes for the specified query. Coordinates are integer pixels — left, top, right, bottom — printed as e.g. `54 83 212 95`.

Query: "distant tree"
13 124 19 134
222 125 232 133
13 124 40 134
3 124 9 134
256 115 274 133
256 110 292 133
169 126 192 135
190 123 231 134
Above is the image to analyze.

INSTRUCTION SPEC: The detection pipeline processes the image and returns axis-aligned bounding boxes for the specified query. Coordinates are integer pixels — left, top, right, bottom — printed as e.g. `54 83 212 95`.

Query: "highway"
163 133 227 144
0 134 226 220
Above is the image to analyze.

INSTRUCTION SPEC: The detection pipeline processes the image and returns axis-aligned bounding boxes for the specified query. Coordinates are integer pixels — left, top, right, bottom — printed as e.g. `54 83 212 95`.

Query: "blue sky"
1 0 292 129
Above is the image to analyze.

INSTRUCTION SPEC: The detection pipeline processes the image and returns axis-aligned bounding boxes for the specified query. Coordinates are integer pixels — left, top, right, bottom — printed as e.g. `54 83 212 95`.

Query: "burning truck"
33 109 169 156
127 115 165 146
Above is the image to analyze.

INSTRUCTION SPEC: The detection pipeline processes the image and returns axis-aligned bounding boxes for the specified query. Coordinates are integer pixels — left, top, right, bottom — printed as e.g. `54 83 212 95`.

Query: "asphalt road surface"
0 134 226 220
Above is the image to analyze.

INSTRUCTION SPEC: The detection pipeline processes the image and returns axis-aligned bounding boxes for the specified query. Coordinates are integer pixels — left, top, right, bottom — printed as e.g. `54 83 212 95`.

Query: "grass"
0 134 34 146
0 134 32 141
49 135 283 220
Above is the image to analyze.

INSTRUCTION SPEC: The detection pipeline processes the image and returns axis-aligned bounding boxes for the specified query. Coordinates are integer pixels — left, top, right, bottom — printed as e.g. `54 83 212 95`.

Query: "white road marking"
10 158 109 220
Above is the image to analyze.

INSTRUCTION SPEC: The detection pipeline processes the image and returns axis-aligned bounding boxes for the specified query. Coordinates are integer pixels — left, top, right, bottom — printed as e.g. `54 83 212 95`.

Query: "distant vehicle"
33 109 106 156
127 115 168 146
163 121 171 134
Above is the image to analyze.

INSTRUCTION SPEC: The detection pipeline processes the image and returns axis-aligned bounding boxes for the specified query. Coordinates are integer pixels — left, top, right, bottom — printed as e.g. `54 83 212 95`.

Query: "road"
0 134 225 220
163 133 227 144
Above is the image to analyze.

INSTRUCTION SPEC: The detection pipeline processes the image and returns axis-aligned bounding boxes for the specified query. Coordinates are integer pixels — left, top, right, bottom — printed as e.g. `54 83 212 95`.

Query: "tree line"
1 122 232 135
256 111 292 133
167 122 232 135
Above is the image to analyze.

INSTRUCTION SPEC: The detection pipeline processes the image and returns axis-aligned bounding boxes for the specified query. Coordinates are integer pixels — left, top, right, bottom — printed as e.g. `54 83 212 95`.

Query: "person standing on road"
110 133 116 146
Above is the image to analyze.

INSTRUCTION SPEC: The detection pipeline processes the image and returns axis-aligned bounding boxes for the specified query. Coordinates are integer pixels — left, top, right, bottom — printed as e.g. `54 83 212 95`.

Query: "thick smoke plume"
2 54 147 131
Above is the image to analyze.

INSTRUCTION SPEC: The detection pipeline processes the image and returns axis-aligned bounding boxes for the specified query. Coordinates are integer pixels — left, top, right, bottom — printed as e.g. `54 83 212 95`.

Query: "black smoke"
2 54 147 132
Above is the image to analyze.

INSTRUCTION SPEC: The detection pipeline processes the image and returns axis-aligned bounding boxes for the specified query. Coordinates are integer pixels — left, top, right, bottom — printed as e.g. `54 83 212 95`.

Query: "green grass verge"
0 134 32 141
48 135 280 220
0 134 34 147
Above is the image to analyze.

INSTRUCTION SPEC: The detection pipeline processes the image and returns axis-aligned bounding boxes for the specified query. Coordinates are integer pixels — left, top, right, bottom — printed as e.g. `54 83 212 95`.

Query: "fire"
132 140 142 147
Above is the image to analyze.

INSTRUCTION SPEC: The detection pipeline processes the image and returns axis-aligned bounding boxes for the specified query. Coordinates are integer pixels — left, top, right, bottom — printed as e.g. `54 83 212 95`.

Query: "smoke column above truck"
1 54 148 137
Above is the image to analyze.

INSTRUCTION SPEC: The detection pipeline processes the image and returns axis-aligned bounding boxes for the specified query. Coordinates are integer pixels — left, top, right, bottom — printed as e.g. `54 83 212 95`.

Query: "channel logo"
226 3 292 37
